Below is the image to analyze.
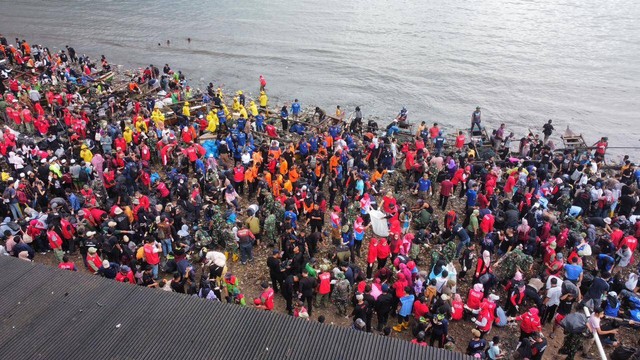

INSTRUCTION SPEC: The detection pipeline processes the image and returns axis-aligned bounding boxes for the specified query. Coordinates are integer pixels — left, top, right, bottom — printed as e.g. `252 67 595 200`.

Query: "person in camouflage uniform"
494 245 533 281
263 213 278 247
560 332 585 360
207 204 237 257
431 240 457 266
332 272 351 316
194 226 213 249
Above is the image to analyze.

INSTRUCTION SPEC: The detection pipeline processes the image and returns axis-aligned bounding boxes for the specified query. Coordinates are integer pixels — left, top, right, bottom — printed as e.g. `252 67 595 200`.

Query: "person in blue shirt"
466 184 478 210
386 119 400 137
280 105 289 131
290 122 305 135
453 223 471 257
309 136 318 154
237 117 247 132
597 253 615 274
291 99 301 121
217 108 226 126
255 111 265 132
284 209 298 229
355 176 365 197
393 288 415 332
414 174 432 198
298 138 309 158
434 131 446 156
563 257 584 284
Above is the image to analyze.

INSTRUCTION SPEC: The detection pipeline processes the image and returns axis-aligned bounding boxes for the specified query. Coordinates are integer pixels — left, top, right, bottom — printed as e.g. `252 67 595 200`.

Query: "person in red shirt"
316 267 332 307
511 307 542 341
455 131 466 150
255 281 274 311
115 265 136 284
466 283 484 312
439 177 454 210
377 238 391 269
451 294 464 321
366 237 378 279
86 247 103 274
47 229 64 263
143 238 162 279
58 255 77 271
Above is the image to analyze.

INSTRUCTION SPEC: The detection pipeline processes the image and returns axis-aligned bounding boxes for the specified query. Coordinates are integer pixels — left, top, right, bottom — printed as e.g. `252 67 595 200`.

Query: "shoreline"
1 30 637 161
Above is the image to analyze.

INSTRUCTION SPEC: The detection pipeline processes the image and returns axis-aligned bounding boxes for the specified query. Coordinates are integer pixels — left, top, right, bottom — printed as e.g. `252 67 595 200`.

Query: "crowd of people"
1 34 640 359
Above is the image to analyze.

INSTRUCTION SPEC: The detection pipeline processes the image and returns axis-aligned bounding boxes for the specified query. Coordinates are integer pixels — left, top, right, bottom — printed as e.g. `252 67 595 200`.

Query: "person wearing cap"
96 259 118 279
85 247 102 274
255 281 275 311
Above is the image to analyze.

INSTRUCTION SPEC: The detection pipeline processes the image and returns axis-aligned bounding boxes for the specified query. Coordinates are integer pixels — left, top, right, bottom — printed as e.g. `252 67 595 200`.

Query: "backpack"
560 312 587 334
78 167 89 182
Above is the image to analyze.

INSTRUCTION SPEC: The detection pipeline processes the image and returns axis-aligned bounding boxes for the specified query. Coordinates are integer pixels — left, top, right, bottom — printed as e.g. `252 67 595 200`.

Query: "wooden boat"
560 126 588 150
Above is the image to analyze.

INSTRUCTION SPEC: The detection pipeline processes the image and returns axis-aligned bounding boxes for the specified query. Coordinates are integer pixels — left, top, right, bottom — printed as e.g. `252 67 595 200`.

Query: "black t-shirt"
267 256 281 276
299 276 317 297
557 298 575 315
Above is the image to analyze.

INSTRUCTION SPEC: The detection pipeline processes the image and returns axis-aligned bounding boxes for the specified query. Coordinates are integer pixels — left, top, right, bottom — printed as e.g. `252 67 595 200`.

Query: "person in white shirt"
542 277 562 324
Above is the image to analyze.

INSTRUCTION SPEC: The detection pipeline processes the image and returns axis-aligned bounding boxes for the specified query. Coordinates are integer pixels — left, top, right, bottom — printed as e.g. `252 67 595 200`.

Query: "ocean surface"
1 0 639 156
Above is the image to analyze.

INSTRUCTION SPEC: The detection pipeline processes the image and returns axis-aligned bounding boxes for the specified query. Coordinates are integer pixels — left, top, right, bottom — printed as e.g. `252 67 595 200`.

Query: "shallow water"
1 0 639 157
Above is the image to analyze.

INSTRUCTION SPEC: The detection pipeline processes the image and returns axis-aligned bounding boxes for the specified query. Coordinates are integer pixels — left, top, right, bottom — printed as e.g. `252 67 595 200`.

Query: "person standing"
237 224 256 265
267 250 285 293
299 269 317 316
315 265 332 308
542 119 554 143
439 176 454 210
471 106 482 133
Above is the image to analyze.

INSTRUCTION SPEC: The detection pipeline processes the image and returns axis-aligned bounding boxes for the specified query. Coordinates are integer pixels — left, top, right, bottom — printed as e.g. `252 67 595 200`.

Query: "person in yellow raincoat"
222 103 230 118
151 107 165 129
135 115 148 133
123 127 133 144
182 101 191 117
232 96 241 112
239 105 248 119
80 144 93 163
206 110 219 133
249 101 259 117
259 91 268 108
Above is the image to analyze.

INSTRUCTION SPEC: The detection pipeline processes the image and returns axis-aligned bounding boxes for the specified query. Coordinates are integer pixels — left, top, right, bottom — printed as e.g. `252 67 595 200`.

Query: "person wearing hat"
266 249 285 293
85 247 102 274
96 259 118 279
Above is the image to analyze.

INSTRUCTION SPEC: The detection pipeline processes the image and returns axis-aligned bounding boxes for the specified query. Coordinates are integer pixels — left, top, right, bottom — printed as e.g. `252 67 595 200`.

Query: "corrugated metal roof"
0 256 471 360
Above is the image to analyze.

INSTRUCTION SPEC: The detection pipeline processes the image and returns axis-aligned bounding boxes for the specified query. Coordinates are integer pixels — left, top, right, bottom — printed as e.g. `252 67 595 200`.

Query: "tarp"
370 210 389 237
